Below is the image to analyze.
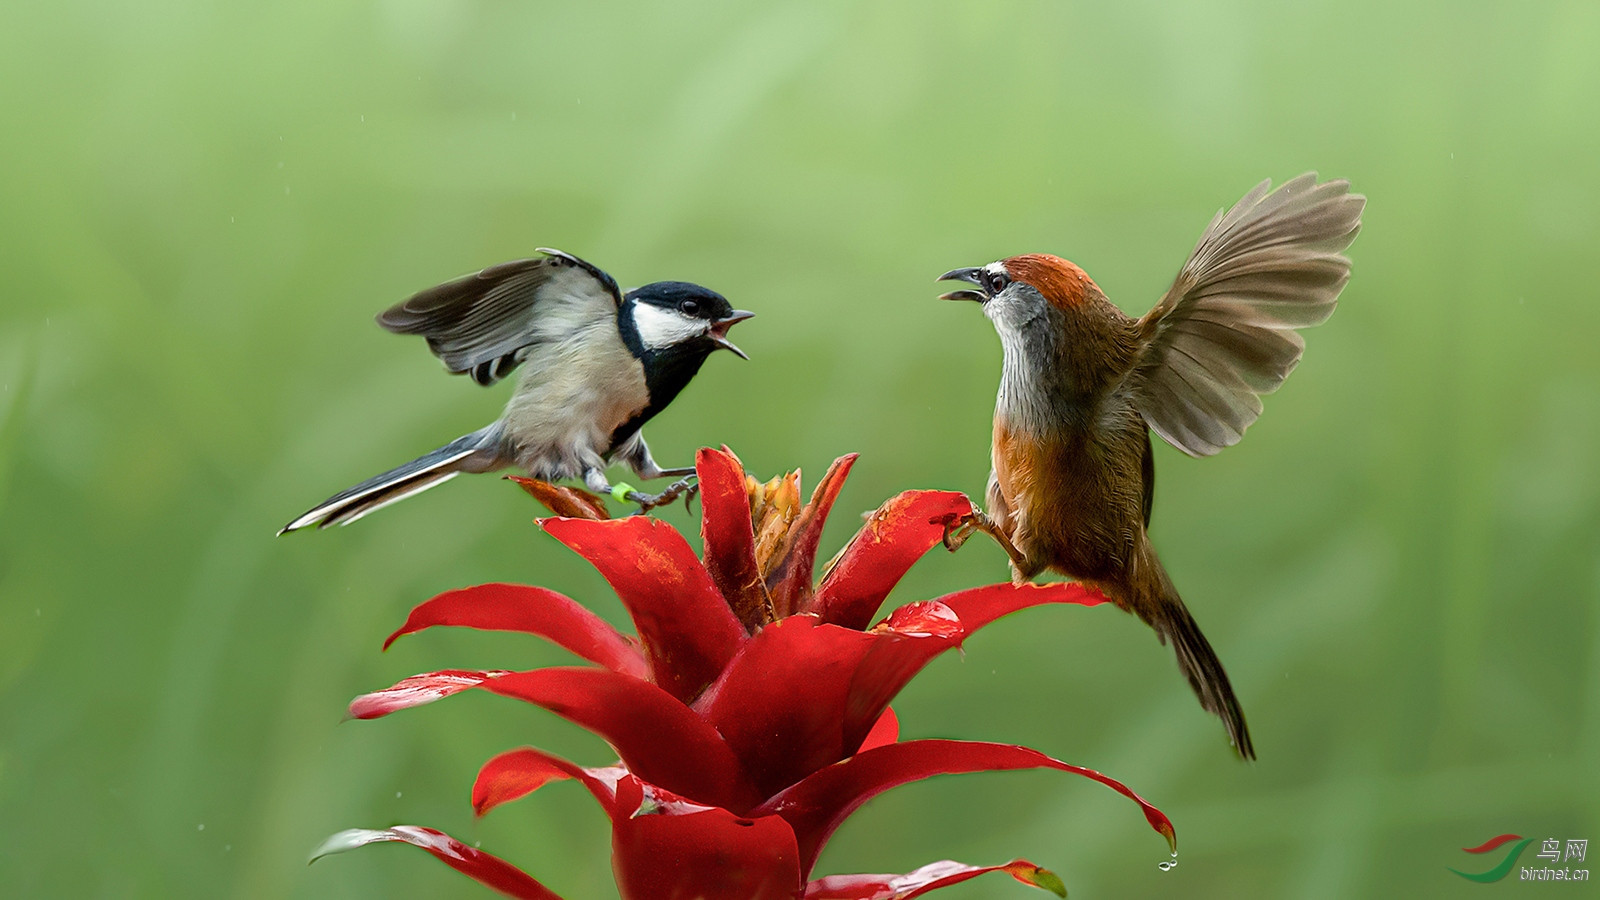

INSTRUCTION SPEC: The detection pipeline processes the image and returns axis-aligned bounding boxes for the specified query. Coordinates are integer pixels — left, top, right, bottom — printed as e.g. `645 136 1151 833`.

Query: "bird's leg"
610 435 700 512
624 463 699 513
617 434 691 481
623 476 700 515
940 517 980 552
582 465 697 516
621 436 699 512
582 466 614 496
940 510 1030 571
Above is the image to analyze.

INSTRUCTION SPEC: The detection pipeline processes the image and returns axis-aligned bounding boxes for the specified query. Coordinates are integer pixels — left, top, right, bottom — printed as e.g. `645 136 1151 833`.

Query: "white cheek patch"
632 303 707 351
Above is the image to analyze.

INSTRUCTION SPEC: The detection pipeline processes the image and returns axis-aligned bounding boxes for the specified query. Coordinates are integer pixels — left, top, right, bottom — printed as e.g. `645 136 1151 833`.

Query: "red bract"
314 449 1175 899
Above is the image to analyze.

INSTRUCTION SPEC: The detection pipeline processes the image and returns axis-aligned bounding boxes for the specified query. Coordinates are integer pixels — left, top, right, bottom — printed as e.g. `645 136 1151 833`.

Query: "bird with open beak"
283 248 753 532
939 174 1365 759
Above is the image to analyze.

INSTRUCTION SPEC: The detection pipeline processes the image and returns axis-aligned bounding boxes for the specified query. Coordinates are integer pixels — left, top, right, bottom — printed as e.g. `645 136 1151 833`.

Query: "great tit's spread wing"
1131 174 1364 457
376 250 623 386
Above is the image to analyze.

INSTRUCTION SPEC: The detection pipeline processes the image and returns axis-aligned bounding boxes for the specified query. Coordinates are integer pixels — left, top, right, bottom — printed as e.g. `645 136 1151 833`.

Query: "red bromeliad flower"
311 449 1176 899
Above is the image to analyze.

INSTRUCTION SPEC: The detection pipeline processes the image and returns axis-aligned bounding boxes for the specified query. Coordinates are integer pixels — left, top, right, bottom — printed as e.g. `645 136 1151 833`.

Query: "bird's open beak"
709 310 754 359
937 267 986 303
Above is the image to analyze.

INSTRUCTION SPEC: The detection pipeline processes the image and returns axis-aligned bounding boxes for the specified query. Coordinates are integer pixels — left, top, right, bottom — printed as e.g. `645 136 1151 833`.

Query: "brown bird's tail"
1133 556 1255 760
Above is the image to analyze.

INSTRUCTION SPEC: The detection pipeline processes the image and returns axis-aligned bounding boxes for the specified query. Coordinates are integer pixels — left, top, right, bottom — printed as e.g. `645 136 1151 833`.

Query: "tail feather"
1138 555 1254 759
279 428 499 534
1161 599 1254 759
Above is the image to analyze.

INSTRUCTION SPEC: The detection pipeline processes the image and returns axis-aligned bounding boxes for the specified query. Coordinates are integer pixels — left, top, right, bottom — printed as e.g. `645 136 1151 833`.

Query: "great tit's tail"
279 426 503 534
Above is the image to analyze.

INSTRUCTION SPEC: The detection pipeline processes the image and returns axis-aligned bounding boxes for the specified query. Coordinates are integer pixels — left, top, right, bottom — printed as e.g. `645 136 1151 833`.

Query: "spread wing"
377 249 623 386
1132 173 1364 457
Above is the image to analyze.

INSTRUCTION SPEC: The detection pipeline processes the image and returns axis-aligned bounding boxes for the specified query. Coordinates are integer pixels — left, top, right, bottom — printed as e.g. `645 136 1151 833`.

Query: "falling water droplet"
1157 853 1178 872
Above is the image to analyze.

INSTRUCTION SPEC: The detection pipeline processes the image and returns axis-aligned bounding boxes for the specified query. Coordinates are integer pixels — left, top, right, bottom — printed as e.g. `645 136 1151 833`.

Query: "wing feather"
377 250 622 386
1134 174 1364 457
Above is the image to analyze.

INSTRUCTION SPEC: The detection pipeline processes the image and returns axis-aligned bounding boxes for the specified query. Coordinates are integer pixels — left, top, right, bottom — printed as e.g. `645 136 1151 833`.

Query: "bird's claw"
625 474 701 515
936 512 979 552
937 510 1028 569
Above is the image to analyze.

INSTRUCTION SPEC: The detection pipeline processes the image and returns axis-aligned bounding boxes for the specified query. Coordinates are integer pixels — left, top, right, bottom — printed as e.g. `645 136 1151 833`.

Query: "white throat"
631 303 706 351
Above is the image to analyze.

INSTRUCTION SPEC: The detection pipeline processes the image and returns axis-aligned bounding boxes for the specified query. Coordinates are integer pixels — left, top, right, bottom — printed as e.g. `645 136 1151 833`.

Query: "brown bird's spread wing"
376 250 623 386
1131 173 1364 457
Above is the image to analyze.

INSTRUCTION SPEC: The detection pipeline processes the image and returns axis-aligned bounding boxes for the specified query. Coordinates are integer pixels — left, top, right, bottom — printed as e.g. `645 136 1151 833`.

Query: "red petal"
873 601 962 638
856 707 898 753
470 760 806 900
931 581 1108 633
696 447 771 631
540 516 746 703
310 825 563 900
695 616 879 798
767 453 857 617
756 739 1176 876
472 746 626 817
508 476 610 520
695 611 961 800
610 777 803 900
349 667 758 811
837 603 967 757
472 749 806 900
809 491 975 630
805 859 1066 899
481 667 760 813
830 586 1102 741
347 669 509 720
381 583 649 679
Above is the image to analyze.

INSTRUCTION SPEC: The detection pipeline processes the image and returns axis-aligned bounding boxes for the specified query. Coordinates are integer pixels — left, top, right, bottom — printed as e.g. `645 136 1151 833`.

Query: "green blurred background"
2 1 1597 897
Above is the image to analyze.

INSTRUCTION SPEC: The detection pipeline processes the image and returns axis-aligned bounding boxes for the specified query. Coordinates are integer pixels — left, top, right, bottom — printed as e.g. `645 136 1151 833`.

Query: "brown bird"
938 174 1364 759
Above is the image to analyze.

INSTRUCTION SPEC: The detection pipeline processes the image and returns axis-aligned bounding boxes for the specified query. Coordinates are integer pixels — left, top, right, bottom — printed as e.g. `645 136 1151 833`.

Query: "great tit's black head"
621 281 754 360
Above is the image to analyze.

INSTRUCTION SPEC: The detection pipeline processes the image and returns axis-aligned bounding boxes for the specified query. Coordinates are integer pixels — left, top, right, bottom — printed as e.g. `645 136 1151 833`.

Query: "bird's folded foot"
623 474 700 515
938 513 979 552
938 510 1029 570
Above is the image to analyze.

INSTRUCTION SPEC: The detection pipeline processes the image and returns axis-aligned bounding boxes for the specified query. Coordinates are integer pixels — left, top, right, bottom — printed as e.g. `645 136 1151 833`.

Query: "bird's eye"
679 299 700 316
986 272 1008 294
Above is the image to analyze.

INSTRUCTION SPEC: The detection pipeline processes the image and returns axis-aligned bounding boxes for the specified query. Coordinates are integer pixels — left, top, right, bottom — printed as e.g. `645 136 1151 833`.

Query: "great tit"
280 248 752 533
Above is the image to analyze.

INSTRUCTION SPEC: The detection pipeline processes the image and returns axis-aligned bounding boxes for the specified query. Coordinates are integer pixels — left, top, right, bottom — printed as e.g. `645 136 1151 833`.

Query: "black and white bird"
280 248 752 533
